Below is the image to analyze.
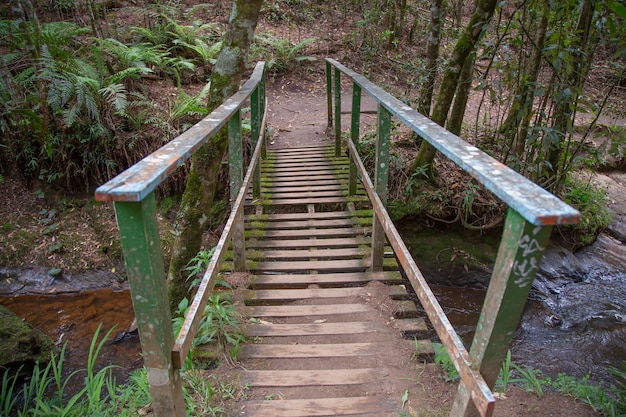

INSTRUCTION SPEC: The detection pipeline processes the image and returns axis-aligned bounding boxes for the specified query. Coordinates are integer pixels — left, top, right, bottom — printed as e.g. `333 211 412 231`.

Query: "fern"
169 82 211 125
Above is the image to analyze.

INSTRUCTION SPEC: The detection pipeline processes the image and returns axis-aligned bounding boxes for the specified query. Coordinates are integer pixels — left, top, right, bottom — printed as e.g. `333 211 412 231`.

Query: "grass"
427 343 626 417
1 317 245 416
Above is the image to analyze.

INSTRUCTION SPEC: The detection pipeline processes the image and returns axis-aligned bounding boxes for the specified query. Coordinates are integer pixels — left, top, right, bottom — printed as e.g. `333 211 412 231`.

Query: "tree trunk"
412 0 500 174
167 0 263 310
500 4 548 163
446 50 475 136
544 0 595 190
417 0 444 117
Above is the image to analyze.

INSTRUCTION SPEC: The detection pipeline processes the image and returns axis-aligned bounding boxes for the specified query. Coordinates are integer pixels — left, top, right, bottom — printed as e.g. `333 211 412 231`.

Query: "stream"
0 230 624 390
405 229 626 386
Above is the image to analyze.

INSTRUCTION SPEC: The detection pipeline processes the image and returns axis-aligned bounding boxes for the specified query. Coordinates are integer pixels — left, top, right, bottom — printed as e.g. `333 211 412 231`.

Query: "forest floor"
2 0 625 415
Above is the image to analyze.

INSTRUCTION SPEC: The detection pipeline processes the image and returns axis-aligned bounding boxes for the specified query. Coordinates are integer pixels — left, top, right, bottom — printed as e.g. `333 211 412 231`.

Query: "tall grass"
0 324 149 417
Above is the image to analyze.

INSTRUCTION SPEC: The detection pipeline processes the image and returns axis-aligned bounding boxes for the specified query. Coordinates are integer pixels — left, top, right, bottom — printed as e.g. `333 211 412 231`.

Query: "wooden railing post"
334 67 342 157
251 84 262 199
229 109 245 271
349 82 361 196
326 60 332 128
371 104 391 271
450 208 552 417
114 194 185 417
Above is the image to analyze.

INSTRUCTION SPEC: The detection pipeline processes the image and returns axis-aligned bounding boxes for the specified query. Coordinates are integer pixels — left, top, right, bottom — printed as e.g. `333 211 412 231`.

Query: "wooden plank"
245 321 380 336
262 179 344 188
247 218 362 230
394 318 428 333
267 155 341 163
250 271 401 286
240 342 381 358
246 237 370 249
254 227 369 239
243 368 379 386
251 259 368 272
241 396 395 417
246 303 372 317
268 161 348 169
264 184 345 193
270 145 333 153
246 211 365 221
261 196 367 205
261 172 348 184
245 301 416 317
248 287 366 300
268 168 347 177
249 247 368 260
268 190 347 199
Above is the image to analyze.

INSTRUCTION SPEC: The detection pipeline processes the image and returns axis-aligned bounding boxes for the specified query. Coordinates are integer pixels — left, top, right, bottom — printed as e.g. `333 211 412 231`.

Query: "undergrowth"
428 342 626 417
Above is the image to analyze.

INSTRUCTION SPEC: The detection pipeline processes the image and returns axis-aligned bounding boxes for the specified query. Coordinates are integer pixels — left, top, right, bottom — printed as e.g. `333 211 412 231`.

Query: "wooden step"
251 259 369 273
246 211 367 221
246 237 371 249
246 218 365 230
250 271 401 286
244 321 382 337
248 247 369 260
243 368 382 387
245 301 417 318
250 227 369 239
239 396 396 417
246 285 408 301
240 342 382 359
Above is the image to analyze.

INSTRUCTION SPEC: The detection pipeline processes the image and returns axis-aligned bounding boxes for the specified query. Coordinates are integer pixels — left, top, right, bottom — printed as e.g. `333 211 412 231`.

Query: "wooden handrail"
347 139 495 417
326 58 580 417
326 58 579 227
95 62 266 417
95 62 266 202
171 104 267 369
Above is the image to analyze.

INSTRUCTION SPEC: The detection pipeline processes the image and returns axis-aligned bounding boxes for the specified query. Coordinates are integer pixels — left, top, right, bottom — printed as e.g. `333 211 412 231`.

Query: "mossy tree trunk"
411 0 500 175
544 0 595 191
417 0 444 117
446 50 475 136
505 4 549 162
167 0 263 310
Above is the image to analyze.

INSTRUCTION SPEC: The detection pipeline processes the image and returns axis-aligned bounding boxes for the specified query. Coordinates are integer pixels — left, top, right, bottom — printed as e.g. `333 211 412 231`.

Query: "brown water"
0 288 142 386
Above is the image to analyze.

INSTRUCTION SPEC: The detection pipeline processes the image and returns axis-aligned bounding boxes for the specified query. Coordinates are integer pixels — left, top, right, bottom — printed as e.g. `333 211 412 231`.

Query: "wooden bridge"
235 144 428 416
95 59 580 417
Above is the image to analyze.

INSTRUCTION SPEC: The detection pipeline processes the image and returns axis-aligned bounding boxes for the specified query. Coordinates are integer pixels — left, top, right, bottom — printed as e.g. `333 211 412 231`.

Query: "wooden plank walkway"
231 145 432 417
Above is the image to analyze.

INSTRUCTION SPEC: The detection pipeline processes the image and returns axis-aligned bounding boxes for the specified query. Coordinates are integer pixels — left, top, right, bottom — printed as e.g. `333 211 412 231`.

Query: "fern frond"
99 83 128 114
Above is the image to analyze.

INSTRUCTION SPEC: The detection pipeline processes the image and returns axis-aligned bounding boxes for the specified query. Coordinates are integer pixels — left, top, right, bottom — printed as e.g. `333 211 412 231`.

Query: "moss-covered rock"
0 305 56 367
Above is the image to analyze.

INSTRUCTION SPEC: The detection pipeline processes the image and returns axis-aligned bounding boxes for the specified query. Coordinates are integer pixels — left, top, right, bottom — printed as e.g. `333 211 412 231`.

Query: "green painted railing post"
334 67 342 157
114 194 185 417
251 85 261 199
260 75 267 160
450 208 552 417
326 60 332 127
371 104 391 271
349 82 361 196
229 110 245 271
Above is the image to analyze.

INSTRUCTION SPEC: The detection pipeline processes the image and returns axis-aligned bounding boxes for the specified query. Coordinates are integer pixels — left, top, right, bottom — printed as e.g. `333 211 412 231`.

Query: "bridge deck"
230 145 431 416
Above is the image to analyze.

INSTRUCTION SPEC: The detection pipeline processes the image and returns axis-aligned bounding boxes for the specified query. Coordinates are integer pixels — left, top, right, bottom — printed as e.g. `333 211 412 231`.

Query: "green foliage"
509 362 626 417
184 247 217 288
495 350 513 394
432 343 459 382
169 82 211 129
172 293 246 369
253 33 317 74
0 325 129 417
560 178 611 248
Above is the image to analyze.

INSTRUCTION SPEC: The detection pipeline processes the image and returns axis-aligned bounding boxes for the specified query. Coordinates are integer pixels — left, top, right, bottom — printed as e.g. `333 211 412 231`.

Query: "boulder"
0 305 56 367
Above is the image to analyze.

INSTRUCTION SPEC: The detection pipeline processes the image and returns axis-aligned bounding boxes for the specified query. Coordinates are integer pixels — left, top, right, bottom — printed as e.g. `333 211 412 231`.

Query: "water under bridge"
95 59 579 417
